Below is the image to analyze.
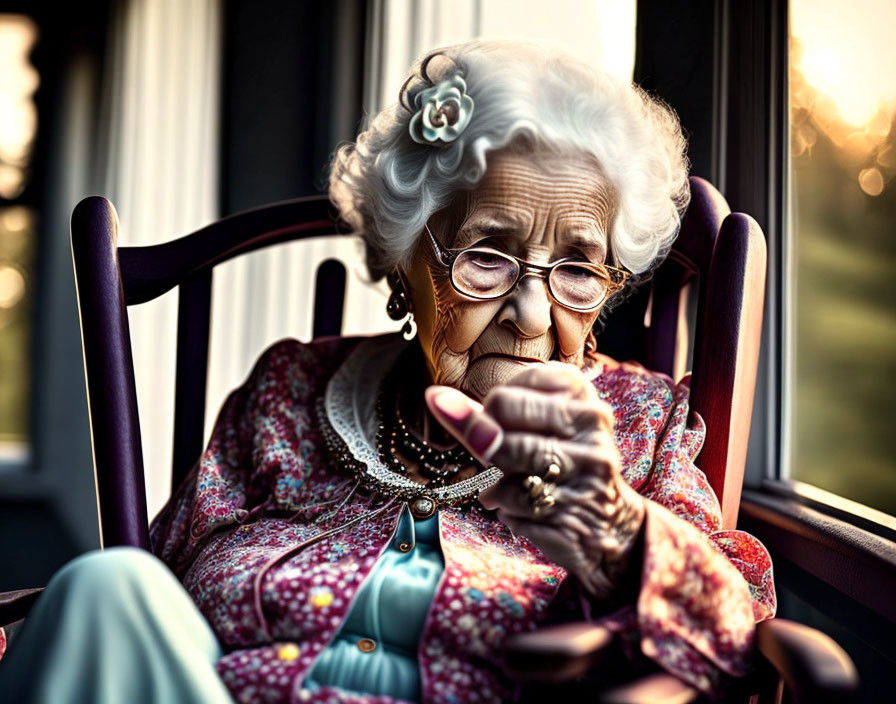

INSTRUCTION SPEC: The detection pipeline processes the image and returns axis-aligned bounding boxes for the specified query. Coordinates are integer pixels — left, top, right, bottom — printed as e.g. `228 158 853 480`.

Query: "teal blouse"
303 510 443 702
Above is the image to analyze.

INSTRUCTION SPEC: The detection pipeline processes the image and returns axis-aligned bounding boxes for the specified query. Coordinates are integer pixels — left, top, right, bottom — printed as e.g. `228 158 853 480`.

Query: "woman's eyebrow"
564 234 607 259
454 220 523 247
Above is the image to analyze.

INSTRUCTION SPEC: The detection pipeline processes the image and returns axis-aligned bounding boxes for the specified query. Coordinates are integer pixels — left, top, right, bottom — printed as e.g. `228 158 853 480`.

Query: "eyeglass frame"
423 224 630 312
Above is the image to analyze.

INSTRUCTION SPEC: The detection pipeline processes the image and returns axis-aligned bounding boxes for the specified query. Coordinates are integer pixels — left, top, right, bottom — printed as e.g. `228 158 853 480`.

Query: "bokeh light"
859 167 884 196
0 14 39 199
0 265 25 309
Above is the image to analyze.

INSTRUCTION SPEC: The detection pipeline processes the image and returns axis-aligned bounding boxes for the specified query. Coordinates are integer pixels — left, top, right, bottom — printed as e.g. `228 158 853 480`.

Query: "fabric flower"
409 74 474 145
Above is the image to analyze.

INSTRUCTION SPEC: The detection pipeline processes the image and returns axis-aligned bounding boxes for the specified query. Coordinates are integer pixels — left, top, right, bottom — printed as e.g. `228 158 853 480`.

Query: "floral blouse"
149 334 776 703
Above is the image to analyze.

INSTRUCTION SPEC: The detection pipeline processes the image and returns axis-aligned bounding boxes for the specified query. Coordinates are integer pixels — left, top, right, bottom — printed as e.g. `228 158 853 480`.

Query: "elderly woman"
0 40 774 703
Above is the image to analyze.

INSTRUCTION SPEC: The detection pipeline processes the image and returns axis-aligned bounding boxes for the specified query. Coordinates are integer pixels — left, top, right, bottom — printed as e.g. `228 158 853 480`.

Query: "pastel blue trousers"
0 547 234 704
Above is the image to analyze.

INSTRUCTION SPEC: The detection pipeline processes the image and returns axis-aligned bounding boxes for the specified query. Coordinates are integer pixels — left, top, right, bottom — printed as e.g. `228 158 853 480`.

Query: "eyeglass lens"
451 248 610 309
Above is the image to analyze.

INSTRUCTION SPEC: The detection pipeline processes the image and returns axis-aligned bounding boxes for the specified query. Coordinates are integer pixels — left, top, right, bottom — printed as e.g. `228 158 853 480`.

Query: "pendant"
409 495 436 520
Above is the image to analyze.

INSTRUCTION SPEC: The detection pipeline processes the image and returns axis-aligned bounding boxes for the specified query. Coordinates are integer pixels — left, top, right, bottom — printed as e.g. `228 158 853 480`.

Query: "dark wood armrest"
598 673 699 704
505 622 701 703
504 622 615 682
0 588 43 627
756 618 858 702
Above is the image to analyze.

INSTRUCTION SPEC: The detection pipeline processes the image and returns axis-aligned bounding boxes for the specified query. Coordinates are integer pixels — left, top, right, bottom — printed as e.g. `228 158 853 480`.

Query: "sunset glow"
798 48 880 128
791 0 896 196
792 0 896 130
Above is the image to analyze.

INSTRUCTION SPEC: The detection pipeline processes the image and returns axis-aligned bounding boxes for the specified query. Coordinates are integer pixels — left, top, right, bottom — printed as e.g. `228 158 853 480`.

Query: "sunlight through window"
789 0 896 515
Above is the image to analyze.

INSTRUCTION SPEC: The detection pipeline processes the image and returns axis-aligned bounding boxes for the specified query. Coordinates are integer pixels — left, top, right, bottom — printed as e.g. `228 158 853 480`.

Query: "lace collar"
323 334 502 514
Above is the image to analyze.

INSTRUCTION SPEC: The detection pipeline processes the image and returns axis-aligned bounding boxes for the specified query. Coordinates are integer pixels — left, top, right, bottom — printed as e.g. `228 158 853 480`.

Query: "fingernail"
468 419 503 459
426 387 473 426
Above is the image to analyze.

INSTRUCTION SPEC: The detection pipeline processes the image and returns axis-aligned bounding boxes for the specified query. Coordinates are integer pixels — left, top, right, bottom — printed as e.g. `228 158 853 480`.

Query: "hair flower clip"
409 74 474 145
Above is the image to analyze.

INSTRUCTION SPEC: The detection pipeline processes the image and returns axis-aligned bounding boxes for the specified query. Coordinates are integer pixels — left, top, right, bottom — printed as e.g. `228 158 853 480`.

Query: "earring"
401 313 417 341
386 270 417 341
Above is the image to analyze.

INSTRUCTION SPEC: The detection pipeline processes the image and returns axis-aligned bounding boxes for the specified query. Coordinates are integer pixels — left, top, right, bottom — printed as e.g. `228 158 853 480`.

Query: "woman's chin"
462 356 545 399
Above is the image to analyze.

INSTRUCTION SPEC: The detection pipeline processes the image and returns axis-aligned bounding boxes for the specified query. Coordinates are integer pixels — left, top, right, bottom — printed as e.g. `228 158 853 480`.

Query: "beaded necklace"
316 348 501 520
374 350 477 486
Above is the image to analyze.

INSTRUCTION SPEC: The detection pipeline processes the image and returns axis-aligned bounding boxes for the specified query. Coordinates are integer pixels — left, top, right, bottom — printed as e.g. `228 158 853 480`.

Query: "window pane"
0 14 38 459
789 0 896 515
0 207 34 448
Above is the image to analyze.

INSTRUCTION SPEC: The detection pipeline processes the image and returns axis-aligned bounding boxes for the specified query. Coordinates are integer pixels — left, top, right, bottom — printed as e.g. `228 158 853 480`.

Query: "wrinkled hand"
425 362 646 599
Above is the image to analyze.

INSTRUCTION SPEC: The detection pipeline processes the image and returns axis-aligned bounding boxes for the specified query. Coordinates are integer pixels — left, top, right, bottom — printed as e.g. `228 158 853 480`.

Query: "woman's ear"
585 328 597 354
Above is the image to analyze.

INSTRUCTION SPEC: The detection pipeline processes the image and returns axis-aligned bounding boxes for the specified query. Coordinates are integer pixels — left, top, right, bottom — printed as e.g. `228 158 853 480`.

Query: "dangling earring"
386 270 417 341
401 313 417 341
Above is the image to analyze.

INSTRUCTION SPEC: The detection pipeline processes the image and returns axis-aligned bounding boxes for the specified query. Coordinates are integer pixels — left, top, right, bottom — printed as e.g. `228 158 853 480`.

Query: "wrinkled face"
403 148 616 399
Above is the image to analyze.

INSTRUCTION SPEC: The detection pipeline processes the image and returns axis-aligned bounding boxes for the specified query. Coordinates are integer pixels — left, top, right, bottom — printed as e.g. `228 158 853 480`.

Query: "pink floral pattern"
150 336 775 703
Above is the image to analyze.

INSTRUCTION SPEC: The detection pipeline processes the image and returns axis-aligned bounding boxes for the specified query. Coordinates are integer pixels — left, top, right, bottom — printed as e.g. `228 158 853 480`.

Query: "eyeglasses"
424 225 630 312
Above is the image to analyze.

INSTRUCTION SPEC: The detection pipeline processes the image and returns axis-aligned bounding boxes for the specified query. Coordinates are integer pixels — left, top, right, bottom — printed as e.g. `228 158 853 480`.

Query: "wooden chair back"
601 176 766 529
70 196 345 549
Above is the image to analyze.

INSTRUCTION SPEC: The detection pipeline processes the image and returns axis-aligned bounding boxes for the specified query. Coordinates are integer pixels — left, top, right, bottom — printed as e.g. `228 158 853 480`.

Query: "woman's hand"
425 362 646 599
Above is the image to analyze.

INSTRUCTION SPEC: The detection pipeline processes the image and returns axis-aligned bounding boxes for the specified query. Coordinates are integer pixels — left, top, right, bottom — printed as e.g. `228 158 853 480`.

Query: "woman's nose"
497 275 552 337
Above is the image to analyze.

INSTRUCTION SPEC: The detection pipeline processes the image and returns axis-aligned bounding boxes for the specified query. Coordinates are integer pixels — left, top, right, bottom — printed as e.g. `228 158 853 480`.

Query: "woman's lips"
472 352 547 365
463 352 548 397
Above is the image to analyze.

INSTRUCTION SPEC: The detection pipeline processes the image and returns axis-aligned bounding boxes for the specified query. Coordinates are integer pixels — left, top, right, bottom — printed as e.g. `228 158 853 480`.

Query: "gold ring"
524 474 545 499
542 437 565 482
531 489 557 518
525 473 557 518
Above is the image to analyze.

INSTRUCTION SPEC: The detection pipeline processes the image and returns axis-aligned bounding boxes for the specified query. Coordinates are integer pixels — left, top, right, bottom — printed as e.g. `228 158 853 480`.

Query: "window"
788 0 896 516
0 15 38 466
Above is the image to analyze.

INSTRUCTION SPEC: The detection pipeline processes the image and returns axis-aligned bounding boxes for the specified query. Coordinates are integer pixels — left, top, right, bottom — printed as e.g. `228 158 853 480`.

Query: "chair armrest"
504 622 615 682
0 588 43 627
756 618 858 702
505 622 701 702
597 673 699 704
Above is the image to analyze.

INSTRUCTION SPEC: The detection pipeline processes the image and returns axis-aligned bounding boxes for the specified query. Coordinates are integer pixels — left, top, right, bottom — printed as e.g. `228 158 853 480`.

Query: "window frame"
710 0 896 621
726 0 895 534
714 0 789 493
633 0 894 539
780 1 896 528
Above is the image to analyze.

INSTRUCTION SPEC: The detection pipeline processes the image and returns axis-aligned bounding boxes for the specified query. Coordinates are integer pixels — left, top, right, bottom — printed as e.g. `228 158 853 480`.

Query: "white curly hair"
329 39 690 280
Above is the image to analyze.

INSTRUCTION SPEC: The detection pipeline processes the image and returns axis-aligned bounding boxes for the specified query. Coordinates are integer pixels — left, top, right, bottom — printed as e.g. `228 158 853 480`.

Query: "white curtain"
365 0 636 116
98 0 221 518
